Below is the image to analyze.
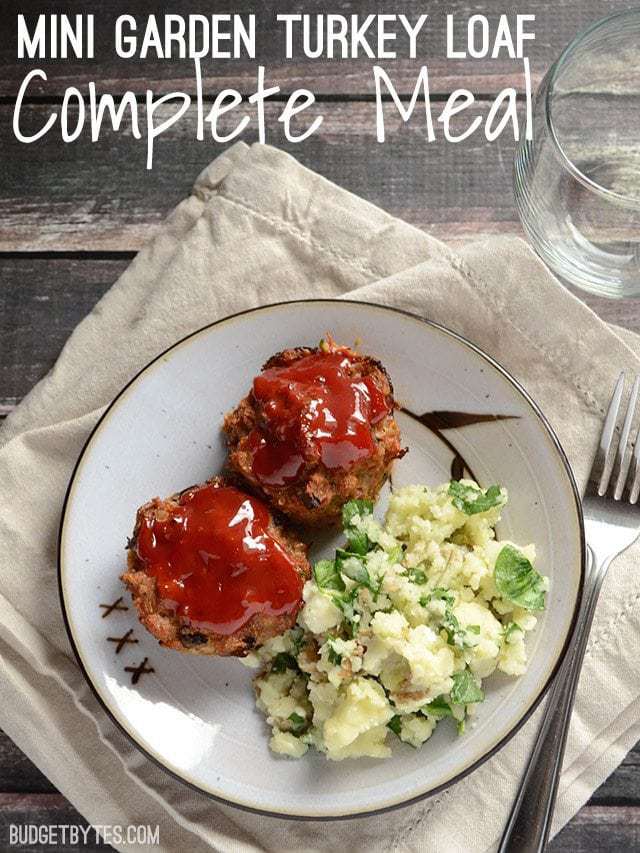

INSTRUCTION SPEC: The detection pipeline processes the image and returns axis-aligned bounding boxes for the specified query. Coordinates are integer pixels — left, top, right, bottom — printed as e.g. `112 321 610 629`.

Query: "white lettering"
61 86 85 141
247 66 280 144
485 88 519 141
446 15 466 59
374 65 435 143
17 14 46 58
398 14 428 59
467 15 490 59
277 14 300 59
438 90 482 142
205 90 250 142
278 89 323 142
146 92 191 169
13 70 57 142
115 15 137 59
88 85 141 141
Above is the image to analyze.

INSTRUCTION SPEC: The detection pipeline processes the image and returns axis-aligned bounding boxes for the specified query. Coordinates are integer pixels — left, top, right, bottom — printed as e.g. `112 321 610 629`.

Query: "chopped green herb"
271 652 298 673
387 545 403 564
347 528 371 556
342 499 376 555
450 670 485 705
289 627 305 654
495 545 545 611
420 588 472 648
326 639 342 666
331 586 360 636
337 621 351 639
288 712 307 733
430 587 455 606
313 559 345 592
342 499 374 528
457 717 466 736
332 586 360 609
403 567 427 585
373 576 385 600
442 609 465 646
423 695 452 718
449 481 505 515
336 549 372 587
387 715 402 736
503 621 523 643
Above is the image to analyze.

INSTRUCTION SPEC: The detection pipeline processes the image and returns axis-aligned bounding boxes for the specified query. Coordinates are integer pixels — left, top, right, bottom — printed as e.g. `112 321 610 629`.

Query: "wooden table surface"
2 2 640 850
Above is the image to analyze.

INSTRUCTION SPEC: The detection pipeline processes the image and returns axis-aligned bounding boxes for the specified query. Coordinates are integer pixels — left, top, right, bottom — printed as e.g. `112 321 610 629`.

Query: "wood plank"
0 794 111 851
591 763 640 805
6 89 637 253
2 0 631 96
4 255 640 419
0 259 126 411
1 720 638 801
0 797 639 853
0 733 637 846
0 731 56 794
549 806 640 851
0 99 529 251
572 292 640 339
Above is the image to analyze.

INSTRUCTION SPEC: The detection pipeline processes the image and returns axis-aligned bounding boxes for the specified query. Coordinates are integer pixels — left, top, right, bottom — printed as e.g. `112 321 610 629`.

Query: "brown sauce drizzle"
400 409 518 483
124 657 155 685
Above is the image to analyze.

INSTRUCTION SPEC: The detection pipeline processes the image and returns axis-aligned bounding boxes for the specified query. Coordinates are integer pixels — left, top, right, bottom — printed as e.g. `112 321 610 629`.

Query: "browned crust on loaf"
121 477 310 657
223 341 406 526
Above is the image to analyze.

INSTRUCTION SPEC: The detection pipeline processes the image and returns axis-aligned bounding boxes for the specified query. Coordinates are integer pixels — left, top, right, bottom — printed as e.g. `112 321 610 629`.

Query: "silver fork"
499 372 640 853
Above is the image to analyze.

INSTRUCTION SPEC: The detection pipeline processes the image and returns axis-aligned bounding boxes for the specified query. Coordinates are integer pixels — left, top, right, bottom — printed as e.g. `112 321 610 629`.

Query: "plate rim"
57 298 586 820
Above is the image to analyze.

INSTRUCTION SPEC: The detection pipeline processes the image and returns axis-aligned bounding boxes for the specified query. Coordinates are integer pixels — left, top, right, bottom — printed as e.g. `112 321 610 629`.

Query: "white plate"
59 300 585 819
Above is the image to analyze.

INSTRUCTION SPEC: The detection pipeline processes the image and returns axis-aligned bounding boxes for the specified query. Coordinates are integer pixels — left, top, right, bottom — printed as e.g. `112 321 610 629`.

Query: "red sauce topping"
248 350 391 486
135 483 303 635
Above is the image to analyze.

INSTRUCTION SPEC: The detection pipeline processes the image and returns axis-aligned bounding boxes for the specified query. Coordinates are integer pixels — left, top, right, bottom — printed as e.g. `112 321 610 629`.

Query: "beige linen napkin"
1 141 640 853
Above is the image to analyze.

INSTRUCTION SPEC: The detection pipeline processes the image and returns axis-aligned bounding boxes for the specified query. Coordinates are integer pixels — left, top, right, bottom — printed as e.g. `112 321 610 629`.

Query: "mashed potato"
245 480 548 760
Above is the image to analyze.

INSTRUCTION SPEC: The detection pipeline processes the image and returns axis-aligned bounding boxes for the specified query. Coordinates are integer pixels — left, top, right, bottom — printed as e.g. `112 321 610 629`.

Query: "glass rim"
544 7 640 207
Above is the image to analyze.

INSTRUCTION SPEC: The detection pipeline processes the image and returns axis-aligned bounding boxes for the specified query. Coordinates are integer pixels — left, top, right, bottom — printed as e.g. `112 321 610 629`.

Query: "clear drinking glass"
514 9 640 298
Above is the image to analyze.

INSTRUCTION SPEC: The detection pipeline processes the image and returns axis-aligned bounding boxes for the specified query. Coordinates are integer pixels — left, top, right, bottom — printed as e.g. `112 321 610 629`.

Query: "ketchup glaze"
248 349 391 487
135 482 303 635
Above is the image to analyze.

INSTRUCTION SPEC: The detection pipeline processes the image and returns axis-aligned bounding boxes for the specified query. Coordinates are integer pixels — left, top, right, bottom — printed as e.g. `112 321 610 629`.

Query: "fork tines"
588 372 640 502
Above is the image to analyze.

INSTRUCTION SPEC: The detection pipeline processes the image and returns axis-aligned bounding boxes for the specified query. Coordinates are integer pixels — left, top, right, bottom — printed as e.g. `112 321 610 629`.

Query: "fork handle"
498 553 606 853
